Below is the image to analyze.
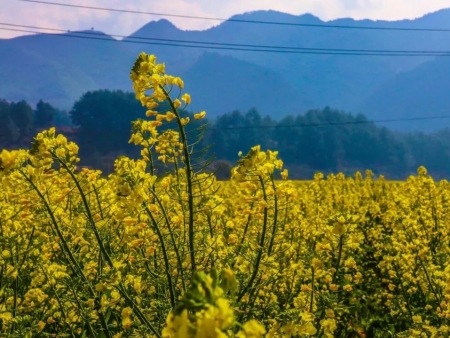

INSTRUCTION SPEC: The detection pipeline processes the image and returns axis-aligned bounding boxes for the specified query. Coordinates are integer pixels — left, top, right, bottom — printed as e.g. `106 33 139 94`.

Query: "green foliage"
35 100 56 128
208 107 414 179
70 90 146 155
0 98 70 148
3 92 450 179
0 100 19 145
10 100 34 139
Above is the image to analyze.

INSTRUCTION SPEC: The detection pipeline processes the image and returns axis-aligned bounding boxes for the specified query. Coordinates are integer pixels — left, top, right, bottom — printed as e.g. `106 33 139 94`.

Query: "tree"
10 100 34 139
70 90 146 155
0 100 19 146
210 110 246 161
35 100 56 128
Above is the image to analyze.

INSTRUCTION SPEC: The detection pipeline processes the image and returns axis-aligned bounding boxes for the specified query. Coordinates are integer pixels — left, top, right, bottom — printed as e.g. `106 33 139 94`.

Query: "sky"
1 0 450 39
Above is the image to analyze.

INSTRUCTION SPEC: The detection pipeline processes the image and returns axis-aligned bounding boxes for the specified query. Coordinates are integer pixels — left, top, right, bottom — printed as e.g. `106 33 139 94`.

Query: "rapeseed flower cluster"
1 52 450 337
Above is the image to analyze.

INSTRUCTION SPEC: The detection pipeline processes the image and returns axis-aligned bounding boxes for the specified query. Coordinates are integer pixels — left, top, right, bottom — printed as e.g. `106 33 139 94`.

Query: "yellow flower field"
1 52 450 337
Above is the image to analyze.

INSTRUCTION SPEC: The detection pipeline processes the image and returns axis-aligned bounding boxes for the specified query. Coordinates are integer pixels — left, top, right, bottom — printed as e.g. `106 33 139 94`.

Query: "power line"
60 115 450 133
209 115 450 130
1 22 449 55
2 25 450 57
16 0 450 32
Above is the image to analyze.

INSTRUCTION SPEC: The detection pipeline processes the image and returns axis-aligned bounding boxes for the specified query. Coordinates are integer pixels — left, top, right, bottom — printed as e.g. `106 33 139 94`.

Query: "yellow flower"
194 111 207 120
37 320 46 332
412 315 422 324
122 307 133 318
0 149 17 170
332 223 346 236
146 109 158 117
95 282 107 292
343 284 353 292
215 298 234 330
320 318 337 337
173 99 182 108
121 316 133 329
162 309 190 337
301 284 312 292
325 309 335 318
0 311 12 327
140 61 151 73
173 77 184 89
329 284 339 291
237 319 266 338
129 239 145 247
300 312 315 322
417 166 428 176
5 265 18 279
311 258 323 270
166 112 177 122
298 321 317 336
181 93 191 104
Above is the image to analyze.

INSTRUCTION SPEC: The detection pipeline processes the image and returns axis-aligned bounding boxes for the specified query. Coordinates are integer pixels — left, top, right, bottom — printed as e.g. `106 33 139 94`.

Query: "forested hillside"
2 91 450 179
1 9 450 130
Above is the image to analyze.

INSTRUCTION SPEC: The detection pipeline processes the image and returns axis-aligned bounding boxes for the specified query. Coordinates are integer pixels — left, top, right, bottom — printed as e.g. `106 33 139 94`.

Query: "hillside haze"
1 9 450 129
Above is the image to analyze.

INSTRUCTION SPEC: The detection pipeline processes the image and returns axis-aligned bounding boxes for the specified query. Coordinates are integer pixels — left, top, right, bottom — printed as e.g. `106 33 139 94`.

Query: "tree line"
1 90 449 179
0 98 70 147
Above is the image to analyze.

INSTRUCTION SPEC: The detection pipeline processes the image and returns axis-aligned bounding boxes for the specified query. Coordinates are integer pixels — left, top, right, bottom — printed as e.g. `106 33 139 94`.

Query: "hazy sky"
1 0 450 39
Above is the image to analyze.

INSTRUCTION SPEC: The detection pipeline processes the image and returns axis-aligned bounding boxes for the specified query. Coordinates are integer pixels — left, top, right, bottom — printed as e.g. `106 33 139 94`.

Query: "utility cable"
16 0 450 32
60 115 450 133
1 22 449 55
1 25 450 56
206 115 450 130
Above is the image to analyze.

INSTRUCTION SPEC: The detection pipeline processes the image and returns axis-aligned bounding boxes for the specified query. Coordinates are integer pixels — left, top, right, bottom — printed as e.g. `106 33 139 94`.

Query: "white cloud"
1 0 449 39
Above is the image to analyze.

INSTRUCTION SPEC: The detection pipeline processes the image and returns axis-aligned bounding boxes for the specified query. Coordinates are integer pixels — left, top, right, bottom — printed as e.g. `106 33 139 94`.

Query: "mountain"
1 9 450 129
0 30 137 108
180 53 310 117
359 56 450 131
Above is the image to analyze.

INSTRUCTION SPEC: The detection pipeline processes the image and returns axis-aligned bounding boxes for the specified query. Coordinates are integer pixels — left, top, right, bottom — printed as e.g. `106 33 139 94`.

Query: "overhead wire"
208 115 450 130
1 24 450 56
4 2 450 129
16 0 450 32
57 115 450 132
1 22 449 55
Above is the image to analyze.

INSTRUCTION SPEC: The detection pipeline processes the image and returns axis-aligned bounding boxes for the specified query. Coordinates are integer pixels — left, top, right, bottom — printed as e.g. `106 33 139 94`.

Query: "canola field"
1 53 450 338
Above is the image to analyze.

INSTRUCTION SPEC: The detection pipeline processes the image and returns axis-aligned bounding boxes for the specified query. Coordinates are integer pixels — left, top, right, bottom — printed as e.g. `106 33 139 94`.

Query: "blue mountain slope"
0 31 136 108
180 53 311 118
0 8 450 129
359 56 450 131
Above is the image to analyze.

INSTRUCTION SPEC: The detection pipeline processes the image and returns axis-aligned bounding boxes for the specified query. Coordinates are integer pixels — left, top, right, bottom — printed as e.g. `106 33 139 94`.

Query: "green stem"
237 175 268 302
231 198 256 269
68 282 102 338
417 254 443 313
161 85 196 271
19 169 112 334
53 154 114 269
267 176 279 257
117 285 162 338
149 190 186 292
310 267 315 313
333 235 344 283
392 262 413 321
145 205 176 308
19 169 87 284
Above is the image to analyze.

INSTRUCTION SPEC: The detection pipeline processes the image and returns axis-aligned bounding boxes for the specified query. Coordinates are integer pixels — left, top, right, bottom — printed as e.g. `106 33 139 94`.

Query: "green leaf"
105 308 112 322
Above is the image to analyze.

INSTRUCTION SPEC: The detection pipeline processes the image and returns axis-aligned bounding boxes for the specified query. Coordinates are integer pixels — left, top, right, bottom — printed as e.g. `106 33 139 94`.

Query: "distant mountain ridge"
1 8 450 130
359 56 450 131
